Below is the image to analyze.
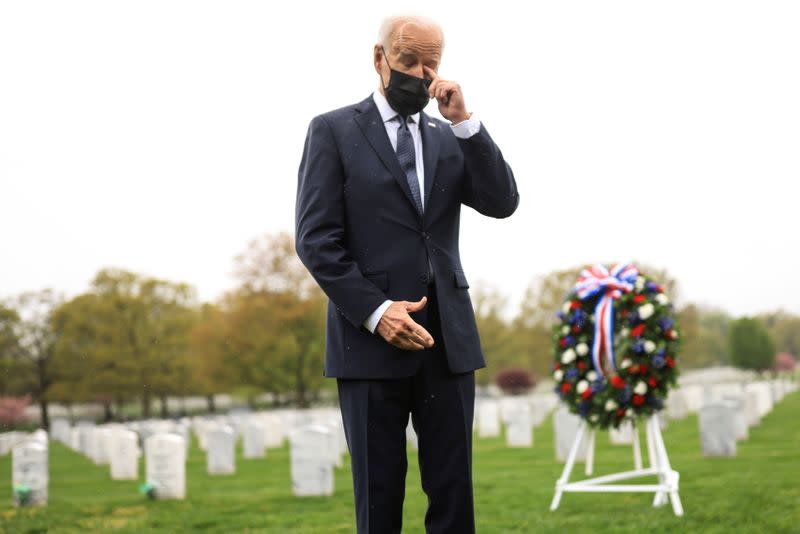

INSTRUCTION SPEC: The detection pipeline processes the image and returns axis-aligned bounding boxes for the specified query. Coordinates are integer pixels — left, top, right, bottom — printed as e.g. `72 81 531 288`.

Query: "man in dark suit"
295 15 519 534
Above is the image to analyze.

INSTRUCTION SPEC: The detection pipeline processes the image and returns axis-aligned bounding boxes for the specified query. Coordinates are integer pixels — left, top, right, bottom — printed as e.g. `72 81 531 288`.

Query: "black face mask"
381 46 432 117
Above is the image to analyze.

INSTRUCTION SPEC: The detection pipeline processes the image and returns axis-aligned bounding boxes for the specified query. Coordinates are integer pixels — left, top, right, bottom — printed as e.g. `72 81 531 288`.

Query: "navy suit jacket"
295 95 519 379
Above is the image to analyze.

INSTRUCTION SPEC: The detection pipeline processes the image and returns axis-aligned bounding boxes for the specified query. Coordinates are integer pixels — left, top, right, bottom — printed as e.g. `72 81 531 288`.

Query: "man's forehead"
391 27 443 53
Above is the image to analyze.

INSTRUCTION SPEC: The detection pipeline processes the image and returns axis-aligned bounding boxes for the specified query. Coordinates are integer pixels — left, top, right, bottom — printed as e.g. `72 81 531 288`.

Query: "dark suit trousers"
337 285 476 534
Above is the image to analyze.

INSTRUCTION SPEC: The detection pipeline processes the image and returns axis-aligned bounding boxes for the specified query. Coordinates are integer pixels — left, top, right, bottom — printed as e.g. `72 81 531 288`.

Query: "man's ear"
373 44 383 75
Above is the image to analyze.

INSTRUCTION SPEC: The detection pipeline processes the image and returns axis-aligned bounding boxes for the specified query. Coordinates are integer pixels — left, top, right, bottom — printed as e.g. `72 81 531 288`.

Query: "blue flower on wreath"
618 386 632 404
646 281 659 293
648 396 664 410
652 348 667 369
633 341 646 355
658 318 674 331
591 379 606 394
565 368 579 381
577 402 590 417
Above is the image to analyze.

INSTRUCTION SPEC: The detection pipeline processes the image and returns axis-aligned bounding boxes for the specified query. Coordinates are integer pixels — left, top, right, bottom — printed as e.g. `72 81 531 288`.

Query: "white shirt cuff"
363 299 393 333
450 114 481 139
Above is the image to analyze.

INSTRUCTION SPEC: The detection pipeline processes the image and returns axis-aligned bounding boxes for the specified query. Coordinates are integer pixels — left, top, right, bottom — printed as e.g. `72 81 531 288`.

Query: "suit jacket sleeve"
295 115 388 329
458 125 520 218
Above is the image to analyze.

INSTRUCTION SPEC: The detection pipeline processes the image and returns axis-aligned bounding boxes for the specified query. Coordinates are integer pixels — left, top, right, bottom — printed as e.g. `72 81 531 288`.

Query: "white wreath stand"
550 414 684 516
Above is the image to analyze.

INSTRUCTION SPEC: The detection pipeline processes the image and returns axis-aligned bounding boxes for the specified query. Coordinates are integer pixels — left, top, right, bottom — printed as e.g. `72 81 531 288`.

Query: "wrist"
449 111 472 125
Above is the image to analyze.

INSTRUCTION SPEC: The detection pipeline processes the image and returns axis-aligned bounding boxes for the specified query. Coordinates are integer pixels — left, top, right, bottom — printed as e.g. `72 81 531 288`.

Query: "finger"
413 324 435 347
402 323 431 348
423 65 439 81
404 296 428 312
428 77 440 98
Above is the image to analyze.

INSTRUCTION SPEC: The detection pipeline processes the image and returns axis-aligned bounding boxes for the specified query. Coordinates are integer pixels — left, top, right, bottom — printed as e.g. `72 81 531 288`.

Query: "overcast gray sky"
1 1 799 316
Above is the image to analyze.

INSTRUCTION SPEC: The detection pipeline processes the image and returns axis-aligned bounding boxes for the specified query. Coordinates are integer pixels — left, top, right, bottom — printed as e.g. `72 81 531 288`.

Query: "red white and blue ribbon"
574 263 639 377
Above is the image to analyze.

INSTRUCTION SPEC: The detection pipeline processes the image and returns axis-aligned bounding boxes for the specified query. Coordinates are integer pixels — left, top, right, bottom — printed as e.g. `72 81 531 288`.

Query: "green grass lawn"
2 391 799 533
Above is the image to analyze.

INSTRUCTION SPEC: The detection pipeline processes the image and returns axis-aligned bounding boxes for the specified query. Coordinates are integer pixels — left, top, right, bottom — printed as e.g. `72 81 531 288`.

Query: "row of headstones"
6 407 351 505
698 379 798 457
472 393 561 448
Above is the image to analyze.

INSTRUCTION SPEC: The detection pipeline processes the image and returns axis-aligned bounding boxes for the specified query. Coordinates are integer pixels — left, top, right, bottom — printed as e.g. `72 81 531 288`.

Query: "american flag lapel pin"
427 121 437 128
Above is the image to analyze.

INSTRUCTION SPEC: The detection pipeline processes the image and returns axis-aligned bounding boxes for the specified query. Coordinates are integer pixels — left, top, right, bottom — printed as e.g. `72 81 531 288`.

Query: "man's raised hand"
424 65 470 124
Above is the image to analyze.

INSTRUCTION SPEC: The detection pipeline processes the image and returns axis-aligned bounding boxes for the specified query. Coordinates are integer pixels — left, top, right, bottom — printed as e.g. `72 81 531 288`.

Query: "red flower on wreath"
561 383 572 394
570 300 581 310
648 377 658 388
632 394 646 406
630 324 647 338
629 365 640 375
559 338 568 348
581 389 593 400
611 376 626 389
577 361 586 371
666 357 675 369
633 295 646 304
615 409 626 417
571 325 582 334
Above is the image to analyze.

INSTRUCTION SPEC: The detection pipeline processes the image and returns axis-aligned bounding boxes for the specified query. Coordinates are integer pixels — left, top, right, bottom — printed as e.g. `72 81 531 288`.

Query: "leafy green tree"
1 290 62 429
729 317 775 372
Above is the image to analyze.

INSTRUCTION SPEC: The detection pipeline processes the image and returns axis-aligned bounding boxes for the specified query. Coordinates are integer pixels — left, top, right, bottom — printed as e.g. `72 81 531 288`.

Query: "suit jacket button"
419 272 429 284
422 232 430 240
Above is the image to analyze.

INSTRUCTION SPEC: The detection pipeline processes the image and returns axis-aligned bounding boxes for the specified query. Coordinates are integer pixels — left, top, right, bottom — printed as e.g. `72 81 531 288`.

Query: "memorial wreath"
552 263 680 429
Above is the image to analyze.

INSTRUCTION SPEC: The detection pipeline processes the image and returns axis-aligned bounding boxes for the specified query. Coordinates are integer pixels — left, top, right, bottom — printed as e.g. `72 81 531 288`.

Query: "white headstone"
207 426 236 475
12 441 48 507
609 420 634 445
110 429 140 480
553 404 588 462
406 416 418 451
721 396 749 441
243 421 266 459
262 413 285 449
744 389 762 427
51 419 71 444
505 402 533 448
698 404 737 457
144 433 186 499
477 400 500 438
290 425 334 497
666 389 689 420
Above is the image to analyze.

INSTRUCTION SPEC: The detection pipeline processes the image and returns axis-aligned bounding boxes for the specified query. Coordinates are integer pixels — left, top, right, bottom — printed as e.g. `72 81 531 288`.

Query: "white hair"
377 15 444 51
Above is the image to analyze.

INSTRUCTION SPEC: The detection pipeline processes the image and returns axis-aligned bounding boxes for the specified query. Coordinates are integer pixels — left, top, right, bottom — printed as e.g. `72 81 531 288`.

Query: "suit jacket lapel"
354 97 419 213
419 111 441 209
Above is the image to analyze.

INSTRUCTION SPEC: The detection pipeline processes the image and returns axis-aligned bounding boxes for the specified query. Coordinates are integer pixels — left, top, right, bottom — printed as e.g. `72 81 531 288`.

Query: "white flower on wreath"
620 358 632 369
671 330 680 339
644 340 656 354
620 327 630 338
625 408 634 417
561 348 576 364
656 293 670 306
634 381 648 395
605 399 619 411
638 303 655 320
635 276 646 291
562 301 572 314
586 370 598 382
576 380 589 394
561 325 570 335
553 369 564 382
589 414 599 423
576 343 589 356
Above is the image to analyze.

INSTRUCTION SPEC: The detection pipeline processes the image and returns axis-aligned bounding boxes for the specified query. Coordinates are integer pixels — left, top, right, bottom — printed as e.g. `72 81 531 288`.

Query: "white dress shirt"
363 90 483 334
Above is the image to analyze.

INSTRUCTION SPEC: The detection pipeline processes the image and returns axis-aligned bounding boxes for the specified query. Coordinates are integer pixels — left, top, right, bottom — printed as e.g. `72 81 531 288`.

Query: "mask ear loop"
380 45 393 93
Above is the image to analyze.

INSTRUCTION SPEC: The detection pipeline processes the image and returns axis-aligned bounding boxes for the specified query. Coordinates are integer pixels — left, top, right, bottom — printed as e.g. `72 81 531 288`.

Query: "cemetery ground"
2 391 799 534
